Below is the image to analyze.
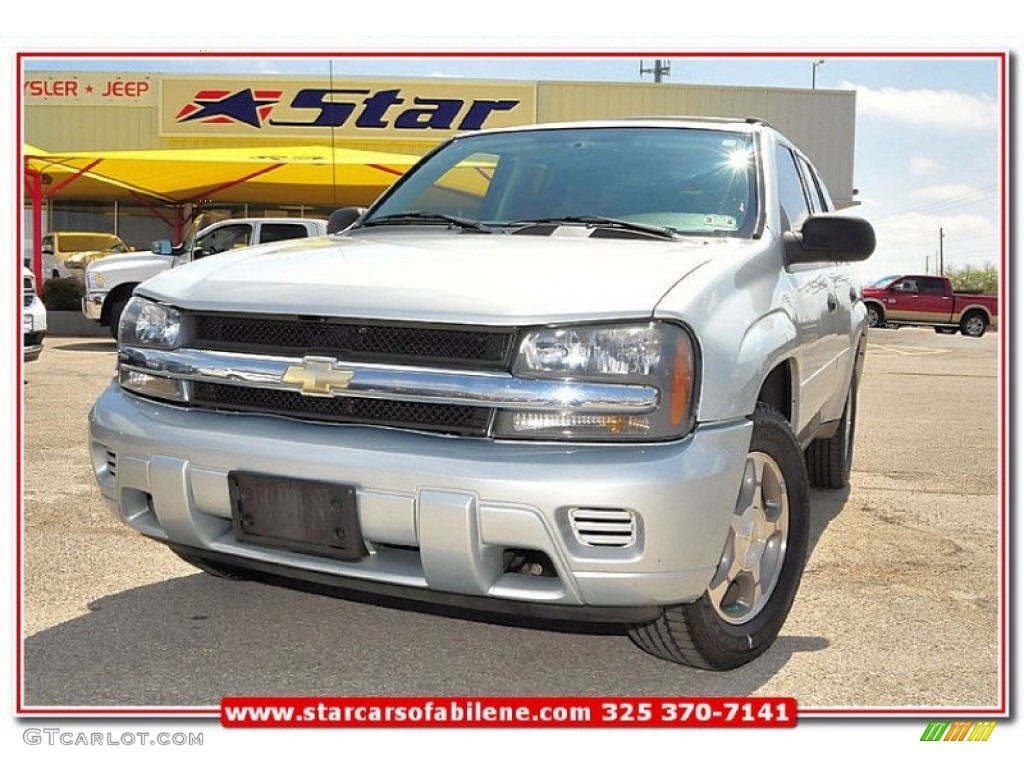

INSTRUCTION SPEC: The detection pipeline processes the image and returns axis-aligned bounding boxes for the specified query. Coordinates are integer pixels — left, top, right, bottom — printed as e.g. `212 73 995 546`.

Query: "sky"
1 18 1017 768
19 53 1004 283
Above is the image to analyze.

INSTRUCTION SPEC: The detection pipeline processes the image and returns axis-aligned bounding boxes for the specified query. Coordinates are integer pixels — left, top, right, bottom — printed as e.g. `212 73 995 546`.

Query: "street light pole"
812 59 825 89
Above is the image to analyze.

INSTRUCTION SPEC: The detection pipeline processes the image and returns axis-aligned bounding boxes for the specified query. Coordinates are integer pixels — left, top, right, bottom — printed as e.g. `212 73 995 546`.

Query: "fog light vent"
568 508 636 547
105 450 118 478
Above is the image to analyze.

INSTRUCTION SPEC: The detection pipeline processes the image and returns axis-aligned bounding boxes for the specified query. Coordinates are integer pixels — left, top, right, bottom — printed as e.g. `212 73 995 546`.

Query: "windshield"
58 233 125 251
363 126 759 237
867 274 900 288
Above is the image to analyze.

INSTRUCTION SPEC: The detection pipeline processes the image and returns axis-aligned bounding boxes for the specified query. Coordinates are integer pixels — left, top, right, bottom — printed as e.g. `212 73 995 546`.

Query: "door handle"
827 293 838 312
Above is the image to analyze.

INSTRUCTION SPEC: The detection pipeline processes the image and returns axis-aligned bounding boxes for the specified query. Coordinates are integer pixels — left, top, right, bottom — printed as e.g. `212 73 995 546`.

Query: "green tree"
946 262 998 295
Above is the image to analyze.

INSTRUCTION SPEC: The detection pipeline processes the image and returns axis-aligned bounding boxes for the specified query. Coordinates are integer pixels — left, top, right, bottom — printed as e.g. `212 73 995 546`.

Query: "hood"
88 250 172 273
139 229 753 325
63 249 122 268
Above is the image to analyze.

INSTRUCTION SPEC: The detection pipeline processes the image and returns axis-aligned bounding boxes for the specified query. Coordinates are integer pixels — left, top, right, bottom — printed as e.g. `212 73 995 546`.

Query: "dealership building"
23 69 859 252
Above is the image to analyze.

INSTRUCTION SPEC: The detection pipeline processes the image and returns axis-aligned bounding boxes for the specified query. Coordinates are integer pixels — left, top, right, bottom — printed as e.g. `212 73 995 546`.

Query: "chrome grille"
192 313 514 370
568 508 637 547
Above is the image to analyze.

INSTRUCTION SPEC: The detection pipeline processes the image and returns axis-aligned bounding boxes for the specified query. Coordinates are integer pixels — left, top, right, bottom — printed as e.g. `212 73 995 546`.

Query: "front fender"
695 308 800 425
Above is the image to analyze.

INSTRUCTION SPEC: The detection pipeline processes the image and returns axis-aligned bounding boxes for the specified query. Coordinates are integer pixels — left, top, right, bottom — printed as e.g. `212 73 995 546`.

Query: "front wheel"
628 404 810 670
865 304 884 328
107 298 127 341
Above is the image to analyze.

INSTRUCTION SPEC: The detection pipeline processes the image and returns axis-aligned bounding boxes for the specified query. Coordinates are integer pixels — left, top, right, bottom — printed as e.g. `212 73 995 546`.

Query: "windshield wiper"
360 211 492 232
509 216 678 241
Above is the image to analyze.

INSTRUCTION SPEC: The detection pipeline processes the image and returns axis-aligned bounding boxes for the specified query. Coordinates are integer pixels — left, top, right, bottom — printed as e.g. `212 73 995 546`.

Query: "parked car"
82 217 329 338
89 117 874 670
23 267 47 362
862 273 998 337
41 231 133 279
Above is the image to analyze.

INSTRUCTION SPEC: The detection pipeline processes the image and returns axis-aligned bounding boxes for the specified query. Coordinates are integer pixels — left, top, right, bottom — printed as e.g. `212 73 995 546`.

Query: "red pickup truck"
862 274 998 337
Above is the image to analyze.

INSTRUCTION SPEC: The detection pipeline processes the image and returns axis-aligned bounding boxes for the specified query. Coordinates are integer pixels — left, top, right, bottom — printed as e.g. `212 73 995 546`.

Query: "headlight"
86 270 105 289
117 296 183 349
493 322 698 441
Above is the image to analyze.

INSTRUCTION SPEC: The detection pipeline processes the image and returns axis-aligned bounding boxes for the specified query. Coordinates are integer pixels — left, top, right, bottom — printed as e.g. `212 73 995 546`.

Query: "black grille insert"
192 314 514 370
192 382 491 436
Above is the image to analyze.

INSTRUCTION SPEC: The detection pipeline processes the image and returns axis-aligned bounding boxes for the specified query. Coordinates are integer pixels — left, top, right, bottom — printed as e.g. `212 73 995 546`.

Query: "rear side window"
918 277 947 295
260 223 311 244
775 145 810 229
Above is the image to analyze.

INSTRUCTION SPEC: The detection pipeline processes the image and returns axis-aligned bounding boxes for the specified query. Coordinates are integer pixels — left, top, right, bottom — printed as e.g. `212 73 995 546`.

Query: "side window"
918 277 947 295
194 224 253 259
797 156 829 213
259 223 311 244
775 145 811 230
894 278 919 293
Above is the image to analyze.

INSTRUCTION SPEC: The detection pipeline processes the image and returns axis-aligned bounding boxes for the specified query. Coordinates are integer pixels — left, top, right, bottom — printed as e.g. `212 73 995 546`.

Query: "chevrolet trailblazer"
89 118 874 669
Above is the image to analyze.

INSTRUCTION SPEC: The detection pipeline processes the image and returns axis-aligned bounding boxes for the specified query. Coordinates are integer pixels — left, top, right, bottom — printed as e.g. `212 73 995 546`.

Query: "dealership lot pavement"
20 328 1001 709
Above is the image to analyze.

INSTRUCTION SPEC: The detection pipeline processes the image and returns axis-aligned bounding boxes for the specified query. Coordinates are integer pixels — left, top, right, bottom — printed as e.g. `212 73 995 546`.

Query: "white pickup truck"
82 217 328 337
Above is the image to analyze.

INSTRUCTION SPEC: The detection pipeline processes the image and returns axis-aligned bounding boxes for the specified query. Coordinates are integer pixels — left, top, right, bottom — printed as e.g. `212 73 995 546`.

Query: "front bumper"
89 382 752 613
82 292 106 322
23 298 47 362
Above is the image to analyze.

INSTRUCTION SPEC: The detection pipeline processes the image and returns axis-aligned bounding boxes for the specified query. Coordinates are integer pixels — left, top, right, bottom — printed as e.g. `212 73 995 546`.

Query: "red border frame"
15 49 1009 719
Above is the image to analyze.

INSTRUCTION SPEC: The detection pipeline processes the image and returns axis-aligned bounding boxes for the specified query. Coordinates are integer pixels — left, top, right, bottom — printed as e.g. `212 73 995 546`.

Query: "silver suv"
89 118 874 669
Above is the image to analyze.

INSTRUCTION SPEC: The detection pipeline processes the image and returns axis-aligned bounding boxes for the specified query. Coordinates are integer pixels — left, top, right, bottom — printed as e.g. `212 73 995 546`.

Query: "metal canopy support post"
24 167 43 292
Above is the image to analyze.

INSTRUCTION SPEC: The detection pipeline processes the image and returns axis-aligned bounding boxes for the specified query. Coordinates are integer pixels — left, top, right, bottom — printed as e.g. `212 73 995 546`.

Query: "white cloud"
840 81 998 132
910 183 981 201
863 210 999 279
908 155 939 175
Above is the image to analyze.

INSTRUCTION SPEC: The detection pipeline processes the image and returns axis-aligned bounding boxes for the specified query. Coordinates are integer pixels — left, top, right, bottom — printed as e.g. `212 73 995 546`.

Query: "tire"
169 547 249 581
108 298 128 341
628 404 810 670
935 327 958 335
865 304 884 328
805 372 858 489
959 311 987 338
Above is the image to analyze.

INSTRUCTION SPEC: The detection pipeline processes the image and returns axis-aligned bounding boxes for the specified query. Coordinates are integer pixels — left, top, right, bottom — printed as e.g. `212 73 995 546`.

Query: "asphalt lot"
20 327 1001 710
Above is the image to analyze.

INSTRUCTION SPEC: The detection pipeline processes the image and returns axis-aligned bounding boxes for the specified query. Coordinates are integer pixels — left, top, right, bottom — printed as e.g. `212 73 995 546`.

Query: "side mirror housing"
784 215 875 264
327 207 367 234
151 239 173 256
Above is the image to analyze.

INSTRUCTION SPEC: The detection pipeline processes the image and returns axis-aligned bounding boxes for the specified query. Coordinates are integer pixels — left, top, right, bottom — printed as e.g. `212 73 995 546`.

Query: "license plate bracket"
228 472 367 561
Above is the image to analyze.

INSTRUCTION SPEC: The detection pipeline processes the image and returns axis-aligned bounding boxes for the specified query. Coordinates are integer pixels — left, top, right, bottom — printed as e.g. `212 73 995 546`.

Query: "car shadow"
807 486 851 559
23 571 829 708
54 340 116 353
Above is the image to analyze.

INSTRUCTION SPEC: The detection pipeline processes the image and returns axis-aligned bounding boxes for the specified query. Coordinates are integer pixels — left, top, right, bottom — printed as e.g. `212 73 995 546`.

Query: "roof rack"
613 115 772 127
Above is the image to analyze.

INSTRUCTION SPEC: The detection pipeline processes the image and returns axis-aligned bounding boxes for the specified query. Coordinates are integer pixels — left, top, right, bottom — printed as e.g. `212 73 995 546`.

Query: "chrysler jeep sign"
161 77 537 139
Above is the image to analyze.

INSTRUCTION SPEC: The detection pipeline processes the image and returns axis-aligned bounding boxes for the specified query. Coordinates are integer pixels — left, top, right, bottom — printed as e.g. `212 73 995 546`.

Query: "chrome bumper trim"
118 346 660 414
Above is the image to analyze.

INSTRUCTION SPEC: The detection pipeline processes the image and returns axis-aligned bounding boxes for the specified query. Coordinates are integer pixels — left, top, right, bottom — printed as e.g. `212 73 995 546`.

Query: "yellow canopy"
22 144 422 207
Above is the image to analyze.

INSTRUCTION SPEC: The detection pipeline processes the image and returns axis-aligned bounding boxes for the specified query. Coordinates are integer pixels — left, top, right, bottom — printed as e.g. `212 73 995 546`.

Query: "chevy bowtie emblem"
281 357 355 397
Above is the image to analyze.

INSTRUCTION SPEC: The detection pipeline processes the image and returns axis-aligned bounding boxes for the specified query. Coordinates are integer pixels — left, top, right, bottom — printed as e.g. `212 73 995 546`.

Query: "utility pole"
640 60 671 83
939 228 945 276
926 255 930 274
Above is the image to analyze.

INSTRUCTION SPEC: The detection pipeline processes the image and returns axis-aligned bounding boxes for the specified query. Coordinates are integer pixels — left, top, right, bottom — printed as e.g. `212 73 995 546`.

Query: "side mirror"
151 239 173 256
327 206 366 234
41 243 54 255
784 215 875 264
